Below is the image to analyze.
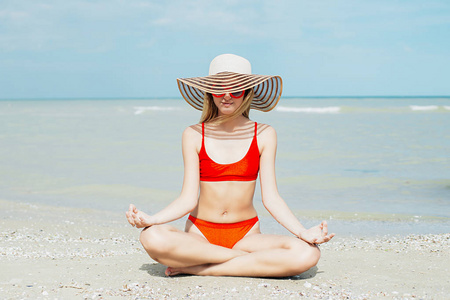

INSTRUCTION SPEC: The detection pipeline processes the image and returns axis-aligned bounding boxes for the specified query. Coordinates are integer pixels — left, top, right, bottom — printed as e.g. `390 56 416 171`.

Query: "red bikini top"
199 122 260 182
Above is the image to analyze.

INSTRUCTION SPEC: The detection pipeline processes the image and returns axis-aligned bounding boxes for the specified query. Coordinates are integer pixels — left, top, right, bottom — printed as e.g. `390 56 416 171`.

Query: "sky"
0 0 449 99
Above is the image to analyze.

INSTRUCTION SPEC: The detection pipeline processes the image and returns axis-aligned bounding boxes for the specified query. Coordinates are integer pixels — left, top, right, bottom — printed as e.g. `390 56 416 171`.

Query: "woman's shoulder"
181 124 202 150
182 124 202 141
256 122 276 137
185 123 202 135
255 122 277 151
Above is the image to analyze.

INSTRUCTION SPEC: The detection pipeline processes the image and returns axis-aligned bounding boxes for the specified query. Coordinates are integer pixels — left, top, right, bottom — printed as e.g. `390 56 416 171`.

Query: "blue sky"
1 0 449 99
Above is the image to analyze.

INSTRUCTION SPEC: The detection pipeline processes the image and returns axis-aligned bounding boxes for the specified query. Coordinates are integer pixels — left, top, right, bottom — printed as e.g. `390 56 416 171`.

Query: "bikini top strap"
254 122 257 137
202 122 205 145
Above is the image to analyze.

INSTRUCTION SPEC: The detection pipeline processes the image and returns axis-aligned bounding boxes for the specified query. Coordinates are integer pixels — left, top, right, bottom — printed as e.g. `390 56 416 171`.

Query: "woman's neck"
212 115 251 132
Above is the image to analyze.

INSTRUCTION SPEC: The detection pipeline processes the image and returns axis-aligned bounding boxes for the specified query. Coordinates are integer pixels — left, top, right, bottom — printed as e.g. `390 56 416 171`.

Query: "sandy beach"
1 0 449 297
0 199 448 299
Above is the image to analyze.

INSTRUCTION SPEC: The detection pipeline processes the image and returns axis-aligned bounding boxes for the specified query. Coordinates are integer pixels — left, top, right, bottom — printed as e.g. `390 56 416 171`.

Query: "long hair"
199 89 254 124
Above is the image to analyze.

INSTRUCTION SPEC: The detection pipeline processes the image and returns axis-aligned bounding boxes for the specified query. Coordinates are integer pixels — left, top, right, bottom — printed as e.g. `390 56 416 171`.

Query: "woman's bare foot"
165 264 210 276
165 267 182 276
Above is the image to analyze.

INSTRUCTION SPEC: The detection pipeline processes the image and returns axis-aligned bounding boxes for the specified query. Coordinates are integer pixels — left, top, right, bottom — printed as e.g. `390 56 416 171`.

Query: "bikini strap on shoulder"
202 122 205 144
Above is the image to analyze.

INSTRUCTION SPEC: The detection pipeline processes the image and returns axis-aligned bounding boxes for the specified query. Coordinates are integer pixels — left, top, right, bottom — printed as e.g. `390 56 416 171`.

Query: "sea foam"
275 106 341 113
409 105 439 111
134 106 181 115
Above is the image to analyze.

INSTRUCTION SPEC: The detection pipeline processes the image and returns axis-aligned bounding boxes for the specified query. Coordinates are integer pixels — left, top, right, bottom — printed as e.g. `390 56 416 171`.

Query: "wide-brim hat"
177 54 283 112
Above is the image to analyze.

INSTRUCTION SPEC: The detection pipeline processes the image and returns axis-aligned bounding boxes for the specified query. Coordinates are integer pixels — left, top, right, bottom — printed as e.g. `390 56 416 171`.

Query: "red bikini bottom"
188 215 259 249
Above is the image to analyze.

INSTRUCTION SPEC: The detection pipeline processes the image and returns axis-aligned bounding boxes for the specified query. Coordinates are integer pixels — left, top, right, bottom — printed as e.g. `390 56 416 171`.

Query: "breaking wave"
134 106 182 115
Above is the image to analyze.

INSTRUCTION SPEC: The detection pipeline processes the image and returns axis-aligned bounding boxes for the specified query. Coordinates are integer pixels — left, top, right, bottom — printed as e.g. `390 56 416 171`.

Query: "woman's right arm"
126 127 200 228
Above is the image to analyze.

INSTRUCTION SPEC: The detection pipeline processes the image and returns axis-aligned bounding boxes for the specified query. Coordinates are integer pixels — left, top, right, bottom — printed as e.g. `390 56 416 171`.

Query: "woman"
126 54 334 277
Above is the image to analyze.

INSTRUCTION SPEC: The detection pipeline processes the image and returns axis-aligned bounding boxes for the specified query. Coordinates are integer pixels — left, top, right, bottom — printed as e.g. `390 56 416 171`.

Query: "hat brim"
177 72 282 112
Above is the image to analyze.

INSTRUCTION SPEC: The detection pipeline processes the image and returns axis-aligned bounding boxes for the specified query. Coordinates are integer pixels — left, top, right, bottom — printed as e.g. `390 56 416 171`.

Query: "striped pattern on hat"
177 71 283 112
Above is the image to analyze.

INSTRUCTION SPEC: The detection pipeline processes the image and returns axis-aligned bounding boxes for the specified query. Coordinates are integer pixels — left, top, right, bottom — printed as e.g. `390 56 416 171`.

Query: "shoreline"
1 199 449 299
2 198 449 237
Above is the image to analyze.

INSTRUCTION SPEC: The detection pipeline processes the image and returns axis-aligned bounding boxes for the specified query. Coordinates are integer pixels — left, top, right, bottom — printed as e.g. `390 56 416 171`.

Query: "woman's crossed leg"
140 224 247 268
140 224 320 278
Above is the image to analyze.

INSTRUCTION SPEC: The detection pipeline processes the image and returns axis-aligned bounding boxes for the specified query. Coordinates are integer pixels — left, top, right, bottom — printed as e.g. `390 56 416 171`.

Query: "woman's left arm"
258 126 335 244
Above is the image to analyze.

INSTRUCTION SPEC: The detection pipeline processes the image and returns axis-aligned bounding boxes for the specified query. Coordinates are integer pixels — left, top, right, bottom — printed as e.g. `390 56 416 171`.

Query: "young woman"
126 54 334 277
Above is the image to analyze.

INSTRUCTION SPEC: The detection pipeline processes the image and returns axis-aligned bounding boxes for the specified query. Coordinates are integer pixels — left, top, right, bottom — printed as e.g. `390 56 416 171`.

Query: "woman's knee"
305 244 321 267
139 225 173 256
288 241 321 274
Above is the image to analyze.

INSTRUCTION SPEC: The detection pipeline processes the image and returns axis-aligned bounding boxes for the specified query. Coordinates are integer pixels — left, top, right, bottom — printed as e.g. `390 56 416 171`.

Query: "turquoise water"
0 97 449 235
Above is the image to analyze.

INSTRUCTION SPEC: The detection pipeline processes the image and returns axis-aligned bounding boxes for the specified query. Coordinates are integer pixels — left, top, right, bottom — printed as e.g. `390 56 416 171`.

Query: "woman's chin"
218 109 236 115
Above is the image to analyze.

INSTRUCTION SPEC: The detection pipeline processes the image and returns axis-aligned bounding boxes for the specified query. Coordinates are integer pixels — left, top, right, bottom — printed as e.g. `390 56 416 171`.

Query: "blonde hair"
199 89 254 124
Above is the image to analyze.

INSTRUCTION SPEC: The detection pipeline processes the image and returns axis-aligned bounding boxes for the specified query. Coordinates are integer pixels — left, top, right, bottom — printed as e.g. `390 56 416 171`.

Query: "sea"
1 97 449 236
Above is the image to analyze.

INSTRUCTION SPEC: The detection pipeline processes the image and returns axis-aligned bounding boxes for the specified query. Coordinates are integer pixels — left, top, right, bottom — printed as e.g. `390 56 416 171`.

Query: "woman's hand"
125 204 154 228
298 221 335 245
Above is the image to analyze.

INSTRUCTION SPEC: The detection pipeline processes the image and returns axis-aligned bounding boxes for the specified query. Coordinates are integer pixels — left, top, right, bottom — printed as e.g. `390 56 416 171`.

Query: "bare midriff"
190 180 258 224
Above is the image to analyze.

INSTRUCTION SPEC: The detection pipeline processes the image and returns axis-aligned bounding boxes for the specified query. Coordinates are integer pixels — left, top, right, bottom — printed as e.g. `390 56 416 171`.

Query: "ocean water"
0 97 449 235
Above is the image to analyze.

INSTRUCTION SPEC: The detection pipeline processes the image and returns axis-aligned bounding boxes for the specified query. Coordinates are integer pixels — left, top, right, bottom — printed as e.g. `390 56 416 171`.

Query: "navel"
222 211 228 216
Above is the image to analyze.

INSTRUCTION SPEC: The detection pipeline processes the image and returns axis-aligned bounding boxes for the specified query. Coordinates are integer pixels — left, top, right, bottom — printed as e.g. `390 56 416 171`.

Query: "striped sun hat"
177 54 283 112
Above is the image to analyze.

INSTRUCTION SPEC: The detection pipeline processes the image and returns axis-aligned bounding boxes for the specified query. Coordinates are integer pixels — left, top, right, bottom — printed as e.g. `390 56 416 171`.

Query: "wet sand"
1 200 448 299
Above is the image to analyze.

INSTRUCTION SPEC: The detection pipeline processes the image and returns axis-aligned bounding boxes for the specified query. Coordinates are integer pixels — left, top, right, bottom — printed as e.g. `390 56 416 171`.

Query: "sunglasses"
211 85 245 98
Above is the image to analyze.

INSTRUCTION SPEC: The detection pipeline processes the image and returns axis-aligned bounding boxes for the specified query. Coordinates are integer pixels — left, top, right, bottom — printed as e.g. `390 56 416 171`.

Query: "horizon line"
1 95 449 101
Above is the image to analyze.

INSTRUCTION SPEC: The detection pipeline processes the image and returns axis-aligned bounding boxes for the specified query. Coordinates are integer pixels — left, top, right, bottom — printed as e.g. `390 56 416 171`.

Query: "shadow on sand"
139 263 318 280
139 263 167 277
